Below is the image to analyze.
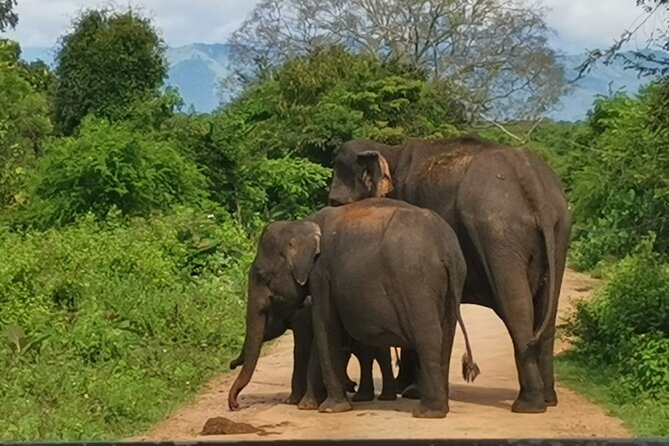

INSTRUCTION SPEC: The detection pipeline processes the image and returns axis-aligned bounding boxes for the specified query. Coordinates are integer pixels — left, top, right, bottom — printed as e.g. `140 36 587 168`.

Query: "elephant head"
227 220 321 410
328 140 393 206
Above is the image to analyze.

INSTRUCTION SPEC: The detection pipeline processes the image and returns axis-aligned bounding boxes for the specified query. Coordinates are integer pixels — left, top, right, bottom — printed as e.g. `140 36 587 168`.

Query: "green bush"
0 206 252 440
563 236 669 401
14 118 208 229
161 113 332 230
567 89 669 270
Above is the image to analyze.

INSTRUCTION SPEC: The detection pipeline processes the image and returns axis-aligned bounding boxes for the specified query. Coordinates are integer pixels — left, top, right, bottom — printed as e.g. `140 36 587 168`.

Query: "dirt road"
137 269 629 440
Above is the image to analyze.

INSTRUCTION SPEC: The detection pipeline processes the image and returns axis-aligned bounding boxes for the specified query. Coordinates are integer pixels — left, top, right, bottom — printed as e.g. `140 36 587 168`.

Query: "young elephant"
228 298 396 406
228 198 479 418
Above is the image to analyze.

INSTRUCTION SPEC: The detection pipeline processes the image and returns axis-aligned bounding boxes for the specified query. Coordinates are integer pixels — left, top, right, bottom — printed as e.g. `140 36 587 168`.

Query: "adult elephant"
327 136 571 414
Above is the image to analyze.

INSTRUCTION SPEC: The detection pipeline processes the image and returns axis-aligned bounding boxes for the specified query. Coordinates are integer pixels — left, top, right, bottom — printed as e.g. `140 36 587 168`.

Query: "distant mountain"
165 43 231 112
547 50 666 121
19 43 232 113
18 44 667 121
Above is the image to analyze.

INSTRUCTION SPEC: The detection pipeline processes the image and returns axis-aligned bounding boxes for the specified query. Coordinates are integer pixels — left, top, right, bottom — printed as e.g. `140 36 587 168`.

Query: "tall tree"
53 8 167 135
226 0 565 121
0 40 52 208
0 0 18 32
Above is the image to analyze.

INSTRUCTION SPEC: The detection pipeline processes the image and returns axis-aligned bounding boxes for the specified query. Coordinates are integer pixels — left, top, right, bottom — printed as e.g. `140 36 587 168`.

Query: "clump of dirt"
200 417 263 435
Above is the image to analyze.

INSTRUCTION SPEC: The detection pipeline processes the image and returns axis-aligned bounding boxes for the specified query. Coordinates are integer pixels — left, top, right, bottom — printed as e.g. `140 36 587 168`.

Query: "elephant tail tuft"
461 352 480 383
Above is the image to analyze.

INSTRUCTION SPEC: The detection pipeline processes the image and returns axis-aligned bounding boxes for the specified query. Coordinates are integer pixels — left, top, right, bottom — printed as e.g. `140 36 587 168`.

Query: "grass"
556 354 669 437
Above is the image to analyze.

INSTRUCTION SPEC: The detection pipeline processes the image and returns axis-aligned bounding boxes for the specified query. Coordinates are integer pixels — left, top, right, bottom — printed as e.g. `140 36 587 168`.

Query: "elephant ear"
357 150 393 197
286 222 321 286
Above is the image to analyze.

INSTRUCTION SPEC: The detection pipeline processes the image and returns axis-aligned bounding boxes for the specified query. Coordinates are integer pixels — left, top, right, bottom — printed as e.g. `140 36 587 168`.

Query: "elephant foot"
544 389 558 407
412 402 448 419
285 391 304 405
318 397 352 413
297 395 320 410
351 390 375 402
378 389 397 401
395 377 412 395
401 384 421 400
511 394 547 414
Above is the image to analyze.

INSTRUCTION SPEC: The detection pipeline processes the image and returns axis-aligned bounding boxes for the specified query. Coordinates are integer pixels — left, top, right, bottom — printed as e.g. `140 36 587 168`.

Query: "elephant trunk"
229 343 245 370
227 284 268 411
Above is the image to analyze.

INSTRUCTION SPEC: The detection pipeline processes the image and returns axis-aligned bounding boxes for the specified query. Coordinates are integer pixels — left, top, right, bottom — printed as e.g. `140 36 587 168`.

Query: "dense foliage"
567 86 669 270
1 0 668 439
0 40 53 209
53 9 168 135
163 47 460 229
549 84 669 436
13 118 208 229
560 237 669 435
0 208 250 439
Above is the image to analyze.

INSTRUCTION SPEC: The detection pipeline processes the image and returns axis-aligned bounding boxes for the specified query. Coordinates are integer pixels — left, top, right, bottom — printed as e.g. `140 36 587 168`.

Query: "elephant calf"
228 198 479 418
228 297 396 406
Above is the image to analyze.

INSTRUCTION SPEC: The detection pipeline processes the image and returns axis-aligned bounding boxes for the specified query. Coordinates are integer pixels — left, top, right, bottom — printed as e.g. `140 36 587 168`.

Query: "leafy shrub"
567 89 669 270
0 206 252 440
14 118 208 229
563 236 669 400
161 113 332 230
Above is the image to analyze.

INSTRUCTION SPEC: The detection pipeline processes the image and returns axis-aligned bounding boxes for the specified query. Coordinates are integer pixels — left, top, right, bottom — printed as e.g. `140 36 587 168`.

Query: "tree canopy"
227 0 566 121
53 8 168 135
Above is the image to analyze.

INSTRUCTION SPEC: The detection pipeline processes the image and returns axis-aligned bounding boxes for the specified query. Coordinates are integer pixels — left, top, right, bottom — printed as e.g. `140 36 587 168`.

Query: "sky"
2 0 666 54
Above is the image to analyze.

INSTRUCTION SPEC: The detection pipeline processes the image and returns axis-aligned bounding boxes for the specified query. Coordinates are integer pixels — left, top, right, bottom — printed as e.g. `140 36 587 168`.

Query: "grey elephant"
228 198 479 418
328 136 571 413
228 299 397 406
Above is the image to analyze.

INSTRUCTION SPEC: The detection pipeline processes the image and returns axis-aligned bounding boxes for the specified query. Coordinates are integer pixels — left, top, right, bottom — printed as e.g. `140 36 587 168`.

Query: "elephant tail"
441 242 481 383
457 308 481 383
529 217 557 348
449 266 480 383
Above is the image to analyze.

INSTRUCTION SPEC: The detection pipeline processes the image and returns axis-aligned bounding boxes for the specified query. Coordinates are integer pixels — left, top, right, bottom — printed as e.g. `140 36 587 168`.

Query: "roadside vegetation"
0 0 667 440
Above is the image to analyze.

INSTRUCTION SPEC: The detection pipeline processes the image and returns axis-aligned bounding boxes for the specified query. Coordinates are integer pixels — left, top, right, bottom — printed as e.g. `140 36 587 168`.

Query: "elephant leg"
440 304 457 410
351 343 375 402
377 347 397 401
297 341 326 410
310 275 352 413
538 225 569 407
396 349 421 399
412 323 447 419
287 314 311 405
537 322 558 406
395 348 414 391
491 257 546 414
342 349 357 393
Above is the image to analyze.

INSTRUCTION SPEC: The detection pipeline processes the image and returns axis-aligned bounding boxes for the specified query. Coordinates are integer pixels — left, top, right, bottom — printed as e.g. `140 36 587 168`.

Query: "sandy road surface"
137 269 629 440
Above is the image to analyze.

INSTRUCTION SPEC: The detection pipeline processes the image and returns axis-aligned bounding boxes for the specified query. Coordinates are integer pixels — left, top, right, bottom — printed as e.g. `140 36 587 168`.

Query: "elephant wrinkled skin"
328 136 571 414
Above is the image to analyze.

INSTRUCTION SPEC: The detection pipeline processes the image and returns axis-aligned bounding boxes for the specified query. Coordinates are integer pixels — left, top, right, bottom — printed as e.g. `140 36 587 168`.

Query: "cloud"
4 0 261 48
3 0 666 53
541 0 666 54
